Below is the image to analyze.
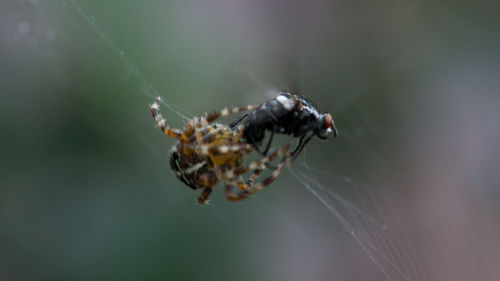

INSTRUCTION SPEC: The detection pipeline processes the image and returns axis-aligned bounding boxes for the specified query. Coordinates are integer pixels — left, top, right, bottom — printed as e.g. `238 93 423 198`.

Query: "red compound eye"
323 114 332 129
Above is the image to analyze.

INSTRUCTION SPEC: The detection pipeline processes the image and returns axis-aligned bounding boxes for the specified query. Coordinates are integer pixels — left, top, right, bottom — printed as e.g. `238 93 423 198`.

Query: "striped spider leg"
222 144 292 202
150 96 257 144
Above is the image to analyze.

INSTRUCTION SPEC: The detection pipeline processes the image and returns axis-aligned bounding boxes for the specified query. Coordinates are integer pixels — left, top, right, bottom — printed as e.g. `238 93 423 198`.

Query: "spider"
150 97 292 204
229 92 338 159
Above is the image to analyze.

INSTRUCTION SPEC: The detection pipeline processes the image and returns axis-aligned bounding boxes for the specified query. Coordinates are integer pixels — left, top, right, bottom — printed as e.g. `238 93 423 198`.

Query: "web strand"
289 165 415 281
69 0 191 121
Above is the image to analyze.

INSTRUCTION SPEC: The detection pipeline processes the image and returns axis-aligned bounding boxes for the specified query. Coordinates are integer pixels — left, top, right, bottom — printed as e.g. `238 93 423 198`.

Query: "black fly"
230 92 338 159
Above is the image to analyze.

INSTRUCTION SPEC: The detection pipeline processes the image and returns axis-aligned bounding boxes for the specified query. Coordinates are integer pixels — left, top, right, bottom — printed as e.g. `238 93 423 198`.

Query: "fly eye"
323 114 332 129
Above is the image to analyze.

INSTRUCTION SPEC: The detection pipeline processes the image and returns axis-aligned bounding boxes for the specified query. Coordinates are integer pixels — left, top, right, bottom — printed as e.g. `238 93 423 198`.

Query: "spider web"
66 1 422 280
23 1 496 280
289 161 421 281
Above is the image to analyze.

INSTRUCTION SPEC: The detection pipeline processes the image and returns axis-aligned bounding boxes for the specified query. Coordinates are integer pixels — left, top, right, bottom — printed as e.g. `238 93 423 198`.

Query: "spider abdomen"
169 143 216 190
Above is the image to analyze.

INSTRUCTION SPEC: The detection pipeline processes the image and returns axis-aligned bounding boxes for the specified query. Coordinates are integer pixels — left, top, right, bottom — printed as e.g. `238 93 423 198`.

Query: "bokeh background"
2 0 500 280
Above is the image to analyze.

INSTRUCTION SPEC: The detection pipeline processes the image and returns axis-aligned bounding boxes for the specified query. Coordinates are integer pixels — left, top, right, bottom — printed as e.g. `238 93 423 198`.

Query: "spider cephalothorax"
230 92 338 157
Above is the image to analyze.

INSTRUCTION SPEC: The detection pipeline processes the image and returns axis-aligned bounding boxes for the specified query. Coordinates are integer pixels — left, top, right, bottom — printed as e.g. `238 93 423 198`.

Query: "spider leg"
150 97 183 139
224 146 291 201
230 164 265 191
221 144 291 180
247 165 265 186
204 105 257 124
197 187 213 204
185 124 223 144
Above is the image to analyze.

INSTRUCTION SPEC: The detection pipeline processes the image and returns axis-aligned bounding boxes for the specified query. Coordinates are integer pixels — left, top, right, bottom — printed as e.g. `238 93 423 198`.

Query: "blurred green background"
1 0 500 280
